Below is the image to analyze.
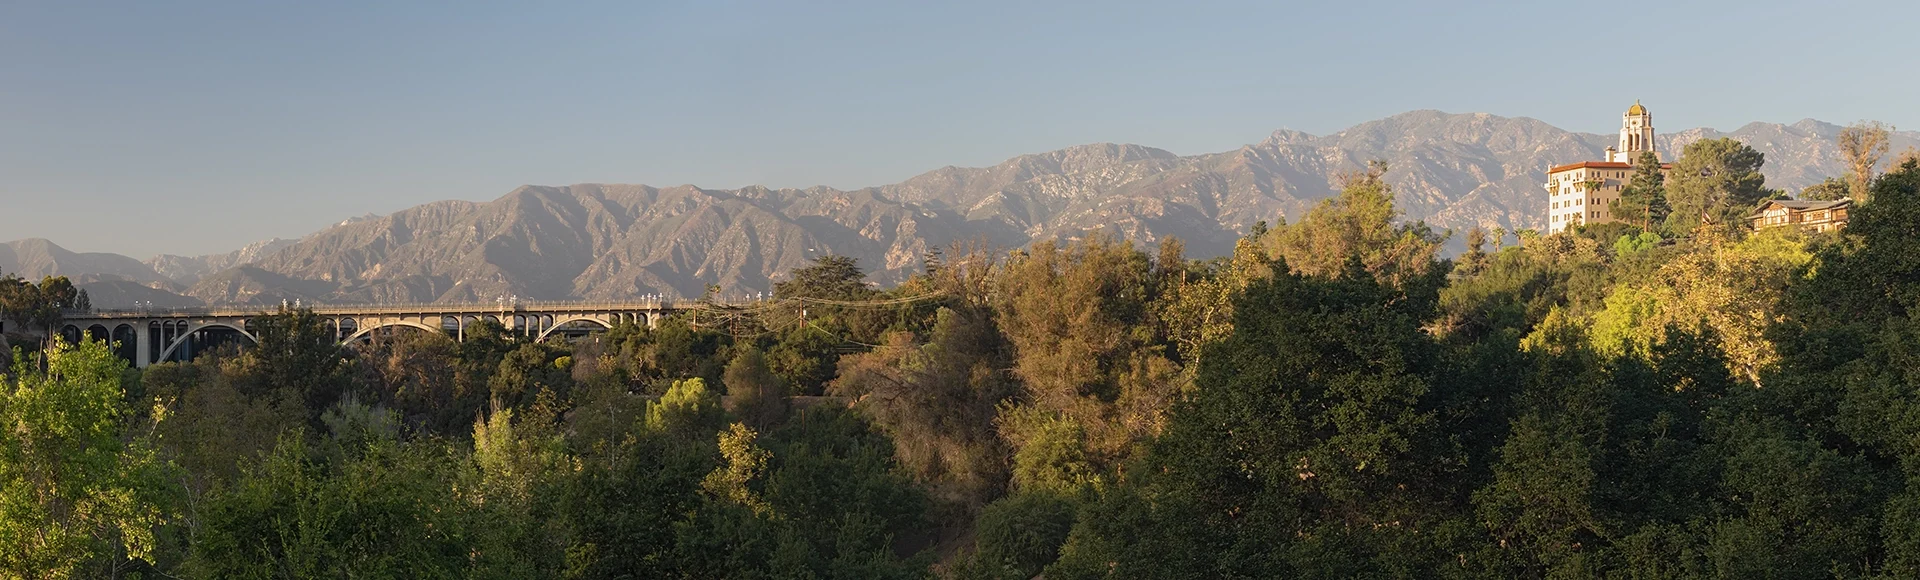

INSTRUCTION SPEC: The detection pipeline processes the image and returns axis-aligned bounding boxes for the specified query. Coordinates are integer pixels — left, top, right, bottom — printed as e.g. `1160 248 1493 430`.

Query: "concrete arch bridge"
58 300 712 369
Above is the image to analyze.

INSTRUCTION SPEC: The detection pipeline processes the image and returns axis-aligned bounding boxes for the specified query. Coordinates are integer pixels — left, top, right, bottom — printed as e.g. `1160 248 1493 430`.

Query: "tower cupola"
1613 100 1657 162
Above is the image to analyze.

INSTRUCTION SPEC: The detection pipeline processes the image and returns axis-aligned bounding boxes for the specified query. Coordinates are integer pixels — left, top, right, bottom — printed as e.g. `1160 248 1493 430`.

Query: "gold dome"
1627 100 1647 116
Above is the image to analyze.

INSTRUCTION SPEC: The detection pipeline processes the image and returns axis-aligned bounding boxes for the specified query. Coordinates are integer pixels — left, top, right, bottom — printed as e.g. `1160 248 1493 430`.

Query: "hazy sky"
4 0 1915 258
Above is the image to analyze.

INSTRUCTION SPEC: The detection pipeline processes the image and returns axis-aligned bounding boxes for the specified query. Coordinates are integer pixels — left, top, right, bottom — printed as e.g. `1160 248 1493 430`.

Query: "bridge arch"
111 324 137 366
156 323 259 363
344 320 442 343
537 316 614 342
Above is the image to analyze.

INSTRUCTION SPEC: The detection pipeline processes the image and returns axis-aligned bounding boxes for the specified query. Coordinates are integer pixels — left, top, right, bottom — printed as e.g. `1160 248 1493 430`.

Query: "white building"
1544 101 1669 234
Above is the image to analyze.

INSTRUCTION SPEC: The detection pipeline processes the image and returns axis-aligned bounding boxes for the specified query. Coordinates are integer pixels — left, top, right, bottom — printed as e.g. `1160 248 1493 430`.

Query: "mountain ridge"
12 110 1918 307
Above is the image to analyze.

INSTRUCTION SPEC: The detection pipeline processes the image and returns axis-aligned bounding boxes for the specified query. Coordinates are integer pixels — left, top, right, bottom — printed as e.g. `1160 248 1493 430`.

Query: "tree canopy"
12 159 1920 579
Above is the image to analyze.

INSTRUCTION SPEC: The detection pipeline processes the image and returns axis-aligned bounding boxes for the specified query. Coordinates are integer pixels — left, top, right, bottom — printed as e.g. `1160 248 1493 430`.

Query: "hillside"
12 111 1917 305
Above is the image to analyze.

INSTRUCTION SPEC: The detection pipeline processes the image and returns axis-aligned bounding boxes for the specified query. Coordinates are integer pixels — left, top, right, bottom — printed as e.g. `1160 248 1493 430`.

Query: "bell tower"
1613 100 1657 162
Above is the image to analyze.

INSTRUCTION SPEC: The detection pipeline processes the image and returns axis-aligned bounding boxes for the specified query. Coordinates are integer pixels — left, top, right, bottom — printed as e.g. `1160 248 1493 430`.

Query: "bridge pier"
134 324 151 367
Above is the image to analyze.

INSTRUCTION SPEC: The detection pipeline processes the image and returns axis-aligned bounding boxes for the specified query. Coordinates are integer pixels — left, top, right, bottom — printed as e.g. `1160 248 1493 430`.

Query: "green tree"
469 401 571 576
774 255 891 345
722 346 789 431
1610 150 1671 231
186 433 498 578
700 422 773 515
765 323 840 396
143 354 305 499
244 308 348 425
557 425 711 578
0 275 81 350
993 233 1179 467
775 255 873 302
487 341 573 413
1800 176 1852 201
1052 259 1460 577
645 377 726 439
830 306 1016 507
1665 138 1774 232
1156 236 1271 365
352 329 473 436
1765 159 1920 575
1263 160 1446 285
961 491 1077 580
0 339 180 578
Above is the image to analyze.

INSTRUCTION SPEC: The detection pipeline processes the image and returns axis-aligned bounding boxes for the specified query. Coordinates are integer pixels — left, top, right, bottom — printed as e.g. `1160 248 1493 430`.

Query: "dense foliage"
8 157 1920 579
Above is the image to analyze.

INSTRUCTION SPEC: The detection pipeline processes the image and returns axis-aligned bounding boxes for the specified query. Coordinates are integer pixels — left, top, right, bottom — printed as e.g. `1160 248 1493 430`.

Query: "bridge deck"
61 300 761 320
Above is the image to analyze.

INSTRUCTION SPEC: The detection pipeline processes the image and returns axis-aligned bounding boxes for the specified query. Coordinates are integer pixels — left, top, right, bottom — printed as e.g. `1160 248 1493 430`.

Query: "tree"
143 353 304 499
774 255 873 302
1610 150 1670 231
0 275 81 349
1588 228 1813 383
0 339 180 578
469 402 570 576
487 341 573 413
993 233 1179 465
1155 236 1271 365
700 423 773 515
1837 121 1892 203
830 307 1016 507
1263 160 1446 285
1460 226 1489 275
1800 176 1852 201
670 408 932 579
186 434 497 578
351 329 470 436
1895 146 1920 172
1051 259 1459 577
1475 319 1728 577
722 347 788 431
1665 138 1773 232
645 377 725 439
963 491 1077 580
773 255 889 345
244 308 348 425
1773 159 1920 471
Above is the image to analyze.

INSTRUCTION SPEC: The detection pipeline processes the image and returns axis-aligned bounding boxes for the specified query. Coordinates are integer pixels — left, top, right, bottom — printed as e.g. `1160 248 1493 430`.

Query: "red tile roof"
1548 161 1672 174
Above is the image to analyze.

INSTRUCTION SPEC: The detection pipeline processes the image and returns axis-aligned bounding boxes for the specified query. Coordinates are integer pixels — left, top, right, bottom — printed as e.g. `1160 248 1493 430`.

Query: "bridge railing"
63 297 777 319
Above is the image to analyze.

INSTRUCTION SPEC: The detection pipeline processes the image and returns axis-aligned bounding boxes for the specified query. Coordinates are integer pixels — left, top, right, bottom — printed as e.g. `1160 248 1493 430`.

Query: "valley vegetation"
7 147 1920 579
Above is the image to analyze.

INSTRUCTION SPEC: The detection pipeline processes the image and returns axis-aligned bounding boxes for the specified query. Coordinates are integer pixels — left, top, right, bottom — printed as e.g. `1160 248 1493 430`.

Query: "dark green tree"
722 346 789 431
1665 138 1774 232
1051 258 1462 578
186 434 496 577
1610 150 1671 231
1800 176 1852 201
244 308 348 426
1765 159 1920 575
774 255 873 302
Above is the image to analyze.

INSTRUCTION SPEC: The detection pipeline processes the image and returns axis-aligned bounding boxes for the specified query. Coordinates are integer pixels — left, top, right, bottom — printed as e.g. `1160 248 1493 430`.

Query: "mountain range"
7 110 1915 308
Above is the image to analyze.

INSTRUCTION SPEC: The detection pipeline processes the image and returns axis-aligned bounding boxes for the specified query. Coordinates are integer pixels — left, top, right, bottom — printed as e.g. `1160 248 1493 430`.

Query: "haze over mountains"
8 111 1916 308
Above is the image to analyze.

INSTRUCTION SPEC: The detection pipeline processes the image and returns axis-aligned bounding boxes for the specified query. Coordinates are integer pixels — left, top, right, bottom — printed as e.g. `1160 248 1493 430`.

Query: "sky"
3 0 1915 258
